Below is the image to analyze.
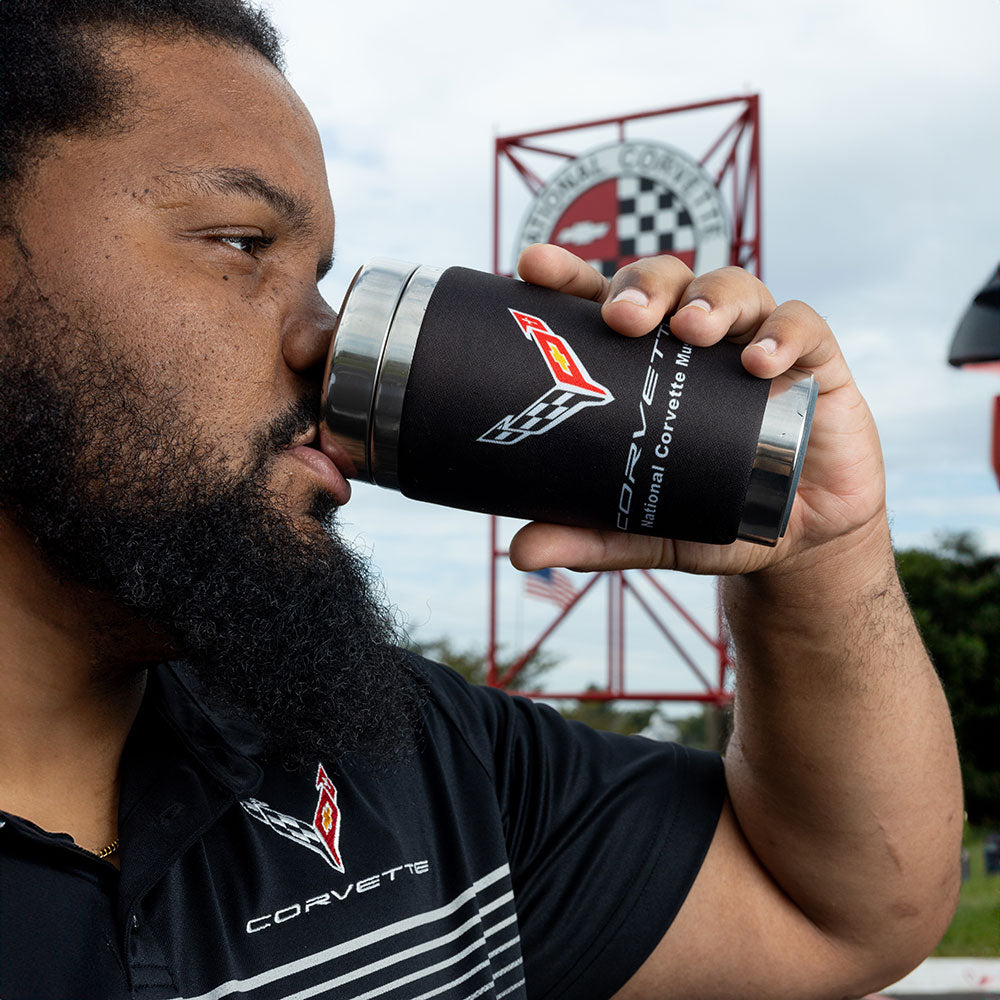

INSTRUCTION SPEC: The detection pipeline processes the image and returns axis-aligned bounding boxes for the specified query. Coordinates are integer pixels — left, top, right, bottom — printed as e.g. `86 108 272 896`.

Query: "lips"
286 425 353 506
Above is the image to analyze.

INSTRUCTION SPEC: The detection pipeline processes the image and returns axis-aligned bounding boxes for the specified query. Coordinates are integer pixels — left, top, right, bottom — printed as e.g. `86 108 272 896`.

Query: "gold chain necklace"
89 837 120 860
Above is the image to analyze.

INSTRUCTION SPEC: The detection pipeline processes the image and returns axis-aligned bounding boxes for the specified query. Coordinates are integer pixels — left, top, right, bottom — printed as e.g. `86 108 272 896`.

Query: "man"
0 3 962 999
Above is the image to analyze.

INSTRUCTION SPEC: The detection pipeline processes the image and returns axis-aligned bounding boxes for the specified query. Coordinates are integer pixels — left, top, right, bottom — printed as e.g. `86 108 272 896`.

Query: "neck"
0 521 160 855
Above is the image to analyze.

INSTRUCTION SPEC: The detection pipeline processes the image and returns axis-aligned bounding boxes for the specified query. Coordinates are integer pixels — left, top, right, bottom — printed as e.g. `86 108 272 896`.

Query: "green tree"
407 638 659 735
670 704 733 753
406 635 558 691
896 533 1000 825
558 688 657 735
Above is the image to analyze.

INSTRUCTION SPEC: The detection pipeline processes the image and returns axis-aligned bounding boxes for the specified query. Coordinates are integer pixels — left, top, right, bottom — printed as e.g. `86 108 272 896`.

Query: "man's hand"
508 244 886 578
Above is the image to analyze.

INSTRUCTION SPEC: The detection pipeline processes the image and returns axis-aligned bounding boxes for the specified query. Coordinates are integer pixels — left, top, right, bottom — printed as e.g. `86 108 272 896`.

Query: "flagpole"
487 516 498 687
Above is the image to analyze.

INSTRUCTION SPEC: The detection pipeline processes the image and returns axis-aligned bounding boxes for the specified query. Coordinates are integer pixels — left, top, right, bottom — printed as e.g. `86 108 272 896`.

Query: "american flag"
524 568 578 610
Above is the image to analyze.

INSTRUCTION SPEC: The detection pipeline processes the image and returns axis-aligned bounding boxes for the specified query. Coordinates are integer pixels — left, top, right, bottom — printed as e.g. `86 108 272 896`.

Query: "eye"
217 234 275 256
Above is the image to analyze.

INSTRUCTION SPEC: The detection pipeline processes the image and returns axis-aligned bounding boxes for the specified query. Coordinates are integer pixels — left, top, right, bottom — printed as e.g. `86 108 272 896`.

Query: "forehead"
109 33 329 208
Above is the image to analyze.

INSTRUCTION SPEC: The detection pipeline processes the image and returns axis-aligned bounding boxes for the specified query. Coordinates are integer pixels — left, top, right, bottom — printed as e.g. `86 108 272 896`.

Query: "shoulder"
406 650 579 747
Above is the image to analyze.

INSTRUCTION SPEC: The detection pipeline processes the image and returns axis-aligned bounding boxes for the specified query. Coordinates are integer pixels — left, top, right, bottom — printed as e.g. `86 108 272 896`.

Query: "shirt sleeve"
415 657 726 1000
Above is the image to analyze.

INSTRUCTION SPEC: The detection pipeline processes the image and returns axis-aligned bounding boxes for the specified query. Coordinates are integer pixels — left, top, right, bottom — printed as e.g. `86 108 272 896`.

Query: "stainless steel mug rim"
736 370 818 545
321 258 426 483
370 263 446 489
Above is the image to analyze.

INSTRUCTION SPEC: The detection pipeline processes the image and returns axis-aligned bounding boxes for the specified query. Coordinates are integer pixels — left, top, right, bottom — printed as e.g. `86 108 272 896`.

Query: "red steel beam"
509 690 733 704
700 107 748 168
498 94 756 144
501 147 547 196
639 569 727 653
616 571 626 695
495 573 603 689
492 142 502 275
993 396 1000 487
623 576 716 692
712 112 749 189
487 516 499 687
505 140 578 161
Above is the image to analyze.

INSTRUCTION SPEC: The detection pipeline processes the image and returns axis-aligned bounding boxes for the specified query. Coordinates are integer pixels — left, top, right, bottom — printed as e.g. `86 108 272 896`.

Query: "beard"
0 274 424 769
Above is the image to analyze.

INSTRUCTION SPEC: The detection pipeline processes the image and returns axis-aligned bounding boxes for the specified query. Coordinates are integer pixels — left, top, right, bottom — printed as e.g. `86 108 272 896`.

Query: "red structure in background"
486 95 762 705
992 397 1000 487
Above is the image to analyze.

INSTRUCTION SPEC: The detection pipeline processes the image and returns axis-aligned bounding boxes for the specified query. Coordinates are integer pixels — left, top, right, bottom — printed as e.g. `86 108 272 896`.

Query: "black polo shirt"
0 657 724 1000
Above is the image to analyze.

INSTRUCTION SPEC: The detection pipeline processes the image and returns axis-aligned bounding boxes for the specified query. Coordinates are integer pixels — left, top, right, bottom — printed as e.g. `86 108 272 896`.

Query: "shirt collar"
147 663 264 796
113 665 263 923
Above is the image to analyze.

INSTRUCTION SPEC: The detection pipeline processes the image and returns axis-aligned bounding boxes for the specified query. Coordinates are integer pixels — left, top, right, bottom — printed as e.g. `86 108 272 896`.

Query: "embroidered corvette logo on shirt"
241 763 345 872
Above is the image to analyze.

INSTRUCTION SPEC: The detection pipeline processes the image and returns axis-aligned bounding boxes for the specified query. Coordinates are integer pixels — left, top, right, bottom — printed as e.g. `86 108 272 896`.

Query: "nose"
282 294 338 382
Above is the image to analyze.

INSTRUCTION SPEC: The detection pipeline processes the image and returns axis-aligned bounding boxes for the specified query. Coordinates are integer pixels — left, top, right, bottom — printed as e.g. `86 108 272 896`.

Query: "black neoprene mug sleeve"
399 268 766 545
321 260 816 546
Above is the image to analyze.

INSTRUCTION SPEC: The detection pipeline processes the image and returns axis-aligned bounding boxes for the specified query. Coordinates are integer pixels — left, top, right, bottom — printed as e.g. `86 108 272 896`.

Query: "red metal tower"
487 95 762 707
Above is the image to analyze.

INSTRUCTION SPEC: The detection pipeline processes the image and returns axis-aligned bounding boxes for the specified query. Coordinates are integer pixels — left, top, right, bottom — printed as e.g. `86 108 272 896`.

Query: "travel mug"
321 259 817 546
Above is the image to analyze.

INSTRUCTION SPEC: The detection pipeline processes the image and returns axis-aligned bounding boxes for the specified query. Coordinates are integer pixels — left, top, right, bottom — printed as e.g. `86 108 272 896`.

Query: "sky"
261 0 999 705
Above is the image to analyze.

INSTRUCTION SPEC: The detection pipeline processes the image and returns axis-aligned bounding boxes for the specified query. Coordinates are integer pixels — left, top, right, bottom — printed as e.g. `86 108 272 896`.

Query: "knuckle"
684 265 768 309
610 254 693 295
769 300 835 345
652 254 695 284
697 265 747 284
779 298 815 315
704 265 767 298
718 265 749 279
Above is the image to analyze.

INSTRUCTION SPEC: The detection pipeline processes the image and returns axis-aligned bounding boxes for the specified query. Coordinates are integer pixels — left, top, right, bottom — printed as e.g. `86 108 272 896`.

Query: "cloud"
267 0 1000 686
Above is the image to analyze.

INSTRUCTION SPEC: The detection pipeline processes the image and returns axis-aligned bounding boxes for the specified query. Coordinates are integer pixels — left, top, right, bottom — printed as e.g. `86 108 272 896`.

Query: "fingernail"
610 287 650 308
680 298 712 314
752 337 778 356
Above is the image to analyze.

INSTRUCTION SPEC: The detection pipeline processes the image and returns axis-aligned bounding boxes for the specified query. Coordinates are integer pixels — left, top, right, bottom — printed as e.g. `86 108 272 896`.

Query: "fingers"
739 300 852 393
519 245 777 344
509 521 669 573
518 244 695 337
601 255 696 337
517 243 610 303
518 246 851 393
610 261 850 393
667 266 777 346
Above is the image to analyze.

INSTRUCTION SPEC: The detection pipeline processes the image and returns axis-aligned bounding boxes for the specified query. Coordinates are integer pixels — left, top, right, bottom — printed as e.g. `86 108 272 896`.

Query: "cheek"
135 291 284 444
81 259 283 448
19 186 288 445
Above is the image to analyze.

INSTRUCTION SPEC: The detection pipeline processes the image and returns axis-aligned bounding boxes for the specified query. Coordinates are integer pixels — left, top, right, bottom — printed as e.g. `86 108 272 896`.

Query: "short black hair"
0 0 285 195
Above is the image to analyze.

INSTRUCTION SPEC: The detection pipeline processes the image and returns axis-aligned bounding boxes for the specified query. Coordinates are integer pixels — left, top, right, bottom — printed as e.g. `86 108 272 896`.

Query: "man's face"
11 34 346 519
0 35 422 766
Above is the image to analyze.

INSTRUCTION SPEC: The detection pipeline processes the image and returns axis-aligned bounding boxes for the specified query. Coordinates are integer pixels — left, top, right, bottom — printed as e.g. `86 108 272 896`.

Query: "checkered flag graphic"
241 797 344 870
478 386 601 445
588 176 696 278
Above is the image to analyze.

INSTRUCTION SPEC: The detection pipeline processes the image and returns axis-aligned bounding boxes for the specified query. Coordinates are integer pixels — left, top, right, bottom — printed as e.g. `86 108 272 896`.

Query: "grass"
934 825 1000 957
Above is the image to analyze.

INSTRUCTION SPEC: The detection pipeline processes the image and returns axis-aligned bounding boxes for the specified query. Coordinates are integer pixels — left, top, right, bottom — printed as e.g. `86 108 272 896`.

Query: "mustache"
244 395 319 480
267 395 318 450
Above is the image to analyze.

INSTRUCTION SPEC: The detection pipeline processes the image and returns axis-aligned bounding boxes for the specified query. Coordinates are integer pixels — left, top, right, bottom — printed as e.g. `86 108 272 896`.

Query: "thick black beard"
0 278 424 769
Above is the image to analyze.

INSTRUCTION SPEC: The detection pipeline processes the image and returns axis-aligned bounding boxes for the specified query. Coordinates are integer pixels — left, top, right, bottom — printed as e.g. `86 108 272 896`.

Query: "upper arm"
612 796 894 1000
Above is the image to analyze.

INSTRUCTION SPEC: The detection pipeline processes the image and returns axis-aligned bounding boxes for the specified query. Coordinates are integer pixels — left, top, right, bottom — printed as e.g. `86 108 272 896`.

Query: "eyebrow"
166 165 333 280
167 165 315 229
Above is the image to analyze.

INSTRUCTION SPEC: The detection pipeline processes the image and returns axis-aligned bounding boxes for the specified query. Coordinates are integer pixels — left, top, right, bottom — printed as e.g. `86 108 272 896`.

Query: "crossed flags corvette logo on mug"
478 309 614 445
241 763 345 872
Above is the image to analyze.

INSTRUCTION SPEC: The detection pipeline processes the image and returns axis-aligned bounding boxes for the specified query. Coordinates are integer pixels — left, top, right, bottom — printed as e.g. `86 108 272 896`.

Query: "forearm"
722 516 963 960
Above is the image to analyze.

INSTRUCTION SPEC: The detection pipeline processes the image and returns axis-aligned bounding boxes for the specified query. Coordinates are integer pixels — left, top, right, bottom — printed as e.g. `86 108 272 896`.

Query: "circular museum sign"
512 139 730 277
